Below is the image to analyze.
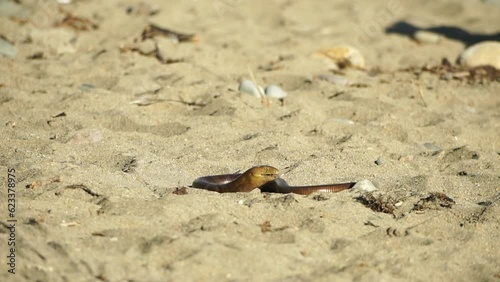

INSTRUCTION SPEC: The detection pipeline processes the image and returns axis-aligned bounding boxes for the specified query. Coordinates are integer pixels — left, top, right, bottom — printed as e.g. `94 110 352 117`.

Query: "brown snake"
191 166 356 195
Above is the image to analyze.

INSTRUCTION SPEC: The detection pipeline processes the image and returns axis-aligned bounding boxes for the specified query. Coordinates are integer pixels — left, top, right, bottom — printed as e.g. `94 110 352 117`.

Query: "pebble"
135 39 157 55
312 46 366 69
422 142 442 153
458 41 500 69
413 30 441 44
79 83 96 92
350 179 378 197
375 157 385 165
238 79 264 98
0 38 17 58
264 85 287 99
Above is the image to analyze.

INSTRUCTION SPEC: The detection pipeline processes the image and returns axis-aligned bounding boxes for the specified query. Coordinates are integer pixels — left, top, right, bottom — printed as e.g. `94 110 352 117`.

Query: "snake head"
248 166 279 185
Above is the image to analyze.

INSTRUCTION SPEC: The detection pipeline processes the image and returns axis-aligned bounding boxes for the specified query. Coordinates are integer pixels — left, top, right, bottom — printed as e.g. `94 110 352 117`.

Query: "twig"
247 66 269 106
418 86 427 107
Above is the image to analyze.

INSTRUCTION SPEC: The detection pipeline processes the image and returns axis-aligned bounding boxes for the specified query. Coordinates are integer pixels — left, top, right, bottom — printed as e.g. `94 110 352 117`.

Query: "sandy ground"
1 0 499 281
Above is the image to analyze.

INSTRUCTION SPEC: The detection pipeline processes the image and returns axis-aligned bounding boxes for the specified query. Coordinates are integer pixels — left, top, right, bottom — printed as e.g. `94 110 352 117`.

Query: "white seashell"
238 79 264 98
459 41 500 69
312 46 366 69
264 85 287 99
413 30 441 44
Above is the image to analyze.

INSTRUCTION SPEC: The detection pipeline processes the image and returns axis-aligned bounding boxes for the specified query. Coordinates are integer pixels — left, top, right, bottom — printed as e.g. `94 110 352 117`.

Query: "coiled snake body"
192 166 356 195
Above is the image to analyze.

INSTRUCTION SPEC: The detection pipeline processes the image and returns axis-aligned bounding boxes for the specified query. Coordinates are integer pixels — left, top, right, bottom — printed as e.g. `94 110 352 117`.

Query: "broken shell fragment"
238 79 264 97
458 41 500 69
312 46 366 69
264 85 287 99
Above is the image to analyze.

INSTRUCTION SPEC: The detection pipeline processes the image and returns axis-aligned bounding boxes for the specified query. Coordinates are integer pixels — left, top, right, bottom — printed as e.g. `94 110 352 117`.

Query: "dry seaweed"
57 12 99 30
413 192 455 211
356 192 400 214
418 58 500 83
172 187 188 195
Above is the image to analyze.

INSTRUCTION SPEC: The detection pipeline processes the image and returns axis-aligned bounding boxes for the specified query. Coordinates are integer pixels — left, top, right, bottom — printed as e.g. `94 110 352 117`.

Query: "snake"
191 165 356 195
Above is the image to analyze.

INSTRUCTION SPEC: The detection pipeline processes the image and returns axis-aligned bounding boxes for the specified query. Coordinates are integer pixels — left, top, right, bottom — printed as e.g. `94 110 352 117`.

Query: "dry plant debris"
141 24 198 43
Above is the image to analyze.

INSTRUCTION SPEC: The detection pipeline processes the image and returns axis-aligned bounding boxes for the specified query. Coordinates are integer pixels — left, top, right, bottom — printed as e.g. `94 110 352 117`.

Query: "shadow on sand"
386 21 500 46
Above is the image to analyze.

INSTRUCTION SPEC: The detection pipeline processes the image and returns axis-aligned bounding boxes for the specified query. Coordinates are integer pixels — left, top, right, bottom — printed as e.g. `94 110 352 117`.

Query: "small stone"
155 37 191 63
312 46 366 69
375 157 385 165
135 39 157 55
350 179 378 197
264 85 287 99
459 41 500 69
238 79 264 98
80 83 96 92
0 38 17 58
422 143 442 153
413 30 441 44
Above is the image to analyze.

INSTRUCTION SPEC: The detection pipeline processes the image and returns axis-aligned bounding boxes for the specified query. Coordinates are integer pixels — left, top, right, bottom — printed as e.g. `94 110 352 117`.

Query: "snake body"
192 166 356 195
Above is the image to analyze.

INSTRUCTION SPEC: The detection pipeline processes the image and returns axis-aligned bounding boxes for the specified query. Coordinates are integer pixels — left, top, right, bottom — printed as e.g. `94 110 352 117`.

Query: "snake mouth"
256 172 279 179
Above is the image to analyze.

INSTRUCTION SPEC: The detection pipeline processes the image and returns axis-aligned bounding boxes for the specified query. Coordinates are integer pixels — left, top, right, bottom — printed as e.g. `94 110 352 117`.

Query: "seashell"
458 41 500 69
413 30 441 44
238 79 264 98
264 85 287 99
312 46 366 69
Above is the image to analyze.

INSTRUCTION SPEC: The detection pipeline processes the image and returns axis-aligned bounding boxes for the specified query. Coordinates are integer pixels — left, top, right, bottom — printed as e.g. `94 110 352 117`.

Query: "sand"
0 0 499 281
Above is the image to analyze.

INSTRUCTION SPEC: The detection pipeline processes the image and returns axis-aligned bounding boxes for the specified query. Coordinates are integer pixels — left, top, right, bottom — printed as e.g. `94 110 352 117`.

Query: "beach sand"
0 0 499 281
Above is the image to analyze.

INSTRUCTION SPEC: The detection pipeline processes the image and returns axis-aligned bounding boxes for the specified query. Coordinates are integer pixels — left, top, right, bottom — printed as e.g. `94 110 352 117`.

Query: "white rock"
350 179 378 197
264 85 287 99
413 30 441 44
459 41 500 69
238 79 264 98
